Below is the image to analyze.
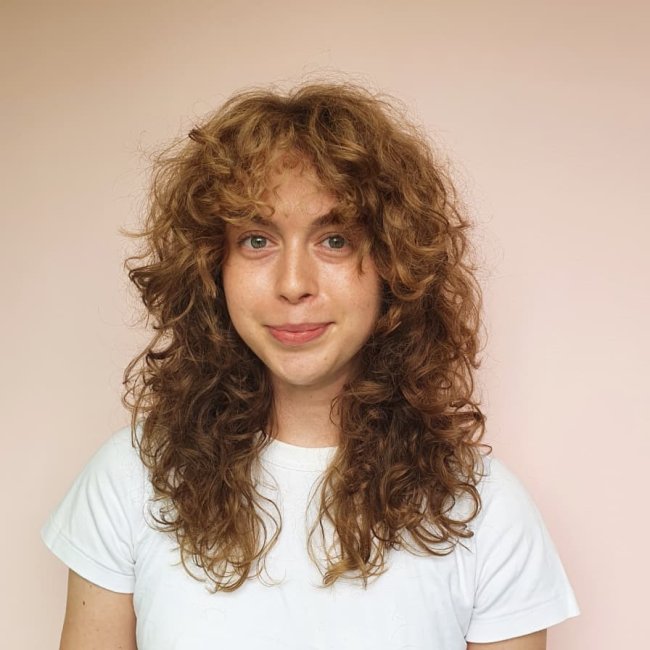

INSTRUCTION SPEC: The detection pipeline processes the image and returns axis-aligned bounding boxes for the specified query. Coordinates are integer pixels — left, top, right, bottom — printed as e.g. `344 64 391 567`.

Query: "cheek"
222 261 257 309
221 265 236 312
348 272 382 325
221 265 249 328
360 262 383 311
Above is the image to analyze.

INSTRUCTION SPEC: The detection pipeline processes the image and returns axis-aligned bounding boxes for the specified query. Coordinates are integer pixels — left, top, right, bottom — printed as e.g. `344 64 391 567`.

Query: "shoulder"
477 453 529 492
97 421 143 460
77 423 146 497
41 422 149 592
464 454 581 641
473 454 544 531
51 421 149 516
84 422 145 475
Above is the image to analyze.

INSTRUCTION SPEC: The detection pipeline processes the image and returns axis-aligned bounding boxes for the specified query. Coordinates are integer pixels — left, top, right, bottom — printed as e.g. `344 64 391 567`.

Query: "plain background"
3 1 648 647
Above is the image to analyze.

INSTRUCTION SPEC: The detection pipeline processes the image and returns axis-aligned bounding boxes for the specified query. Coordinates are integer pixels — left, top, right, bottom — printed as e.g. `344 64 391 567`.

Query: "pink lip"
267 323 331 345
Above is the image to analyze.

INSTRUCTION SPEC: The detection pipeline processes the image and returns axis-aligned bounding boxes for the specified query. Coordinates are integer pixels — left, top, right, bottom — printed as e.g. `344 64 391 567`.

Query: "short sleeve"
465 457 580 643
40 425 146 593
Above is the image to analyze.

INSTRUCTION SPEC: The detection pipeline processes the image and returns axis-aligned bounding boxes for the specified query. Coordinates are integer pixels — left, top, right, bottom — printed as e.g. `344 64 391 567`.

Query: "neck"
268 381 342 448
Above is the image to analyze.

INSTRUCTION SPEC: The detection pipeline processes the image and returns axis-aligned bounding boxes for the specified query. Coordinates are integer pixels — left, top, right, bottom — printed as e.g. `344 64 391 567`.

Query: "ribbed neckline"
259 435 338 472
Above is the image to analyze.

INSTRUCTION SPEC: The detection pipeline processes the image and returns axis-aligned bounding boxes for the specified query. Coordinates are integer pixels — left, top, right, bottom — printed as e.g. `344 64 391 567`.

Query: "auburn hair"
121 80 491 592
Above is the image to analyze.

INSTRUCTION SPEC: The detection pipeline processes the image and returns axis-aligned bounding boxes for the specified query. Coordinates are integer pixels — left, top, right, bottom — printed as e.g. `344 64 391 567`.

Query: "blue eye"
325 235 347 249
241 235 268 249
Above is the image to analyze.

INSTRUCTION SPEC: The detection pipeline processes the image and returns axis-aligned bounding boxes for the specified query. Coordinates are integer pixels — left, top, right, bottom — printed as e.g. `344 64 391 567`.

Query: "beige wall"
3 1 648 647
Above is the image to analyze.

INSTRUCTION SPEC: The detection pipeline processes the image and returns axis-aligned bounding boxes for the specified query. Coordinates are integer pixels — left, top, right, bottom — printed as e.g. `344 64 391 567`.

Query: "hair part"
121 80 491 592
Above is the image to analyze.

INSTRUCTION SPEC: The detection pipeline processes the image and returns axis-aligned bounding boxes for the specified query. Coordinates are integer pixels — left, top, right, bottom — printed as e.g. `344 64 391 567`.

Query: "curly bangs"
122 80 490 592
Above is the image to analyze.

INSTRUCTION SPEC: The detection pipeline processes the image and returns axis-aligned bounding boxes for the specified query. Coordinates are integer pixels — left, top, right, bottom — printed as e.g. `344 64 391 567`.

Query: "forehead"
222 150 364 234
261 162 337 219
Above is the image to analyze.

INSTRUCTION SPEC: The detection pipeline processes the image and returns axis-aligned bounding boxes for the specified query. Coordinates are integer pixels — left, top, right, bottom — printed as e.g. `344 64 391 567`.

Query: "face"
221 162 382 397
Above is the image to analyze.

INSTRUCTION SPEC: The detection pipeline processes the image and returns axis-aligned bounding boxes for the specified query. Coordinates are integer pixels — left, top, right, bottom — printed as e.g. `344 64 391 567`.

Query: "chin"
272 368 339 391
279 375 328 388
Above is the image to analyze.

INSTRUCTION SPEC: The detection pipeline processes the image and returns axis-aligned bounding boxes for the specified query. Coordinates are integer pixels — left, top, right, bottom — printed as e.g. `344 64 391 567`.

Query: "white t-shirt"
41 425 579 648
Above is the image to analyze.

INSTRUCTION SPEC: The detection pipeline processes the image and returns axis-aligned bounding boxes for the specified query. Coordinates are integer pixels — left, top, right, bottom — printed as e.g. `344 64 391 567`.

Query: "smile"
266 323 331 345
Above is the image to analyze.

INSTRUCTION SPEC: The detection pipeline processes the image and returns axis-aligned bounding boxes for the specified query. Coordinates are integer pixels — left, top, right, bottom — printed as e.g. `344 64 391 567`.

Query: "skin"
59 570 136 649
221 159 383 447
58 157 548 649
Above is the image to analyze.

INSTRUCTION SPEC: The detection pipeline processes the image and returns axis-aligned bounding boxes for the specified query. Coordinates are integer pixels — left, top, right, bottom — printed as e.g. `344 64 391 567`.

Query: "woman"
42 81 580 649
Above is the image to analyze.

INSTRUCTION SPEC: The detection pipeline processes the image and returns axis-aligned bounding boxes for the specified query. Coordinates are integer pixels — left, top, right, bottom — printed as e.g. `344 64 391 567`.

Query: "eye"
323 235 348 250
239 234 268 249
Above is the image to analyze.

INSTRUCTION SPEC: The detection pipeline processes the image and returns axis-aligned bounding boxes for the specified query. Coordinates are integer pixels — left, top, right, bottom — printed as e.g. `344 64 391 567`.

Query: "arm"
60 570 137 650
467 629 547 650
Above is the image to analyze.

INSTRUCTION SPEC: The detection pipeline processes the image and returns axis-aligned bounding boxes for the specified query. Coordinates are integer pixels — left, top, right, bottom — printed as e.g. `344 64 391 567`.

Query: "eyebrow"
248 210 344 233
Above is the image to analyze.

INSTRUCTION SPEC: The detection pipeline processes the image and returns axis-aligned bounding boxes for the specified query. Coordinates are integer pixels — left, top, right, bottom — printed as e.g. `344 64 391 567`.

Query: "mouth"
266 323 332 345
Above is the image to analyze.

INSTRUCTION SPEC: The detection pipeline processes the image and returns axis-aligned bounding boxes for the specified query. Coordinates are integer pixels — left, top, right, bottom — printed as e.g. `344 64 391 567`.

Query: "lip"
268 322 331 332
266 322 332 345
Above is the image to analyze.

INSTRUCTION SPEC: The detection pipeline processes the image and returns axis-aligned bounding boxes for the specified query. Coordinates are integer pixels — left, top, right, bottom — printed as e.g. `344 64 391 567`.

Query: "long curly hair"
121 81 491 592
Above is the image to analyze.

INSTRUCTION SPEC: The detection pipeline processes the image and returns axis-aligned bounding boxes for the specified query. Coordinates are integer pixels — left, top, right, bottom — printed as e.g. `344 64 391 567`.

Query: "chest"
132 469 477 649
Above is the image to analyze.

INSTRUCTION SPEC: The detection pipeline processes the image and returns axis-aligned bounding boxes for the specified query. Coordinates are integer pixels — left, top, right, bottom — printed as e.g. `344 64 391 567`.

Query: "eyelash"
236 232 350 251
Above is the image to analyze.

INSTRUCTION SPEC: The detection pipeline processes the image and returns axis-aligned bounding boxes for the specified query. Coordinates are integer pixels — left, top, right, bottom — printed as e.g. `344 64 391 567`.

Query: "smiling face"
221 160 382 398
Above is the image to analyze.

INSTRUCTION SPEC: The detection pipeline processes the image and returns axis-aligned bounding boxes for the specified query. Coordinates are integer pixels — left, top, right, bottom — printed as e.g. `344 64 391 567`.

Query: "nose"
275 244 318 304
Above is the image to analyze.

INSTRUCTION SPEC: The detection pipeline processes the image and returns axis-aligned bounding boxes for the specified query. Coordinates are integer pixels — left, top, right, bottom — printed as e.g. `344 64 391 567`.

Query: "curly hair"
121 80 491 593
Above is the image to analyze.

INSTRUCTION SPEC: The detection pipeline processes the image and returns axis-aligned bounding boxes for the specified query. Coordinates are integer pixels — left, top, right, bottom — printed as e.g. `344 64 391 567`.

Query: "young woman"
42 82 579 649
